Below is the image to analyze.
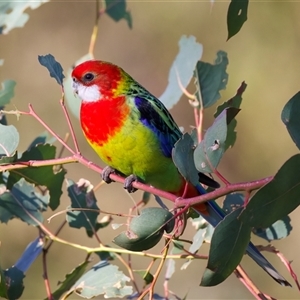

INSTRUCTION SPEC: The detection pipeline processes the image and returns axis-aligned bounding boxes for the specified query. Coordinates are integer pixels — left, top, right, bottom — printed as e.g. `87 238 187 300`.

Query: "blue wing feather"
134 96 181 157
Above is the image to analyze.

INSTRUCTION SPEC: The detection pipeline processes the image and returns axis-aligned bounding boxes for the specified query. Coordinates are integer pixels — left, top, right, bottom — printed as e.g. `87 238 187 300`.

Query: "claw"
102 166 116 184
124 174 139 193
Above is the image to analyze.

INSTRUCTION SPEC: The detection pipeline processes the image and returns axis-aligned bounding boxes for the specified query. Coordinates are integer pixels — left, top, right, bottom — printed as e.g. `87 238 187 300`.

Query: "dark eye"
83 73 94 82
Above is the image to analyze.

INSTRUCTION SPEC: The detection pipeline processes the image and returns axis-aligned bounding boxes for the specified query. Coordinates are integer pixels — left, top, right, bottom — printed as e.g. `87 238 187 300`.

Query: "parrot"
71 60 290 287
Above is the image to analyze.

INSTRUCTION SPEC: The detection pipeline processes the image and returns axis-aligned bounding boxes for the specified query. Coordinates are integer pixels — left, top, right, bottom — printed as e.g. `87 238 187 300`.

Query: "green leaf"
66 179 100 237
7 144 66 210
15 237 44 272
201 207 251 286
171 241 185 254
214 82 247 150
0 80 16 106
69 261 132 298
4 266 25 299
105 0 132 29
38 54 65 86
95 248 116 261
0 1 49 34
172 133 199 186
281 91 300 150
0 178 48 225
113 207 174 251
135 270 154 284
160 35 203 109
194 51 228 108
0 124 19 157
50 261 89 300
222 193 244 214
240 154 300 228
27 131 53 150
0 152 17 165
227 0 248 40
194 108 240 173
64 53 94 119
142 191 151 205
253 216 292 242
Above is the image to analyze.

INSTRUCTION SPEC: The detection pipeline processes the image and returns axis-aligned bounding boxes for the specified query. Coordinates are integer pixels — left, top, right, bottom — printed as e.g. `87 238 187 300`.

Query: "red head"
71 60 126 102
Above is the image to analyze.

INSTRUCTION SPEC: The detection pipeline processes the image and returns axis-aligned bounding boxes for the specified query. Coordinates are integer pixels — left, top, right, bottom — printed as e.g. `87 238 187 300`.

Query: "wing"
128 83 182 157
134 95 182 157
128 81 220 188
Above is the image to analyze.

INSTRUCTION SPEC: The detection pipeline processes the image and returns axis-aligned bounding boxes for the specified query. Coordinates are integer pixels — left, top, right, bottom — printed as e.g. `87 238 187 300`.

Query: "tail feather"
194 184 291 287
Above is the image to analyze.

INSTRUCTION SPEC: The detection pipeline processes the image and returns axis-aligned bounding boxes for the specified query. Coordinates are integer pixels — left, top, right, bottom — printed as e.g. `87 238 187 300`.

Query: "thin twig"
88 0 100 56
175 176 273 208
60 99 80 154
44 220 67 252
116 254 140 295
258 244 300 291
138 244 169 299
42 243 54 300
0 156 77 172
235 265 274 300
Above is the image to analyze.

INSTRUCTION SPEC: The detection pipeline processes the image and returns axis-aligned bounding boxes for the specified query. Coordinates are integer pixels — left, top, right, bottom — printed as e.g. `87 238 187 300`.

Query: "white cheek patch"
75 83 101 102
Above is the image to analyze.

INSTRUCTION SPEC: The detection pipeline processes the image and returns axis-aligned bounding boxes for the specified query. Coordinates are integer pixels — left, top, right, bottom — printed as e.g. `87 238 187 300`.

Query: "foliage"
0 1 299 300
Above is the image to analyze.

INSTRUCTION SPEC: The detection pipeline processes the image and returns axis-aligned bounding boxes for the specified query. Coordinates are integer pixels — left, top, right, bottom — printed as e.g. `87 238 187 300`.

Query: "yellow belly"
87 119 182 192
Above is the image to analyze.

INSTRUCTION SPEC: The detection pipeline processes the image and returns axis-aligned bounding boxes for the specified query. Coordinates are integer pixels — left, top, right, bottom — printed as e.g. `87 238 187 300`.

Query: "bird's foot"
102 166 117 184
124 174 140 193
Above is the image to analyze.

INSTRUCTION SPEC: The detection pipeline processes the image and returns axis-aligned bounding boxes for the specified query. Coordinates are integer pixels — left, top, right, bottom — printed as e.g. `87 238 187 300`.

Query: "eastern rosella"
72 60 290 286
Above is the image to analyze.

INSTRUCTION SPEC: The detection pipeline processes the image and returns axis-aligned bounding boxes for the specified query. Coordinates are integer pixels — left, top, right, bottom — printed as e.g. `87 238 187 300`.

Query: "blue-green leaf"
214 82 247 150
281 91 300 150
240 154 300 228
0 124 19 157
105 0 132 29
0 80 16 106
173 133 199 186
227 0 248 40
194 51 228 108
222 193 244 214
7 144 66 210
160 35 203 109
0 1 49 34
114 207 174 251
38 54 65 86
69 261 132 298
201 207 251 286
194 108 239 173
51 261 89 300
0 178 48 225
66 179 100 237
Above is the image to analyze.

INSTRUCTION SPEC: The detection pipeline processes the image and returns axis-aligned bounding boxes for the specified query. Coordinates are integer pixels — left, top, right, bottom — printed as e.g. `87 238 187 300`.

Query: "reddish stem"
60 98 80 154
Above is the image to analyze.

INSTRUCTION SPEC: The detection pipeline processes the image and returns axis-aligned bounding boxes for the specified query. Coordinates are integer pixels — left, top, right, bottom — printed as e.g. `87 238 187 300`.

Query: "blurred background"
1 0 300 299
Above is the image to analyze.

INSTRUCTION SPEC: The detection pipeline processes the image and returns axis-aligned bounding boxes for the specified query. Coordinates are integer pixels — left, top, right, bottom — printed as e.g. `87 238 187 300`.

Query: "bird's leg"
103 167 141 193
124 174 140 193
102 166 119 184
